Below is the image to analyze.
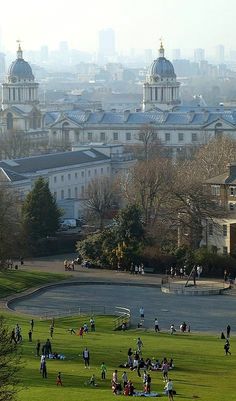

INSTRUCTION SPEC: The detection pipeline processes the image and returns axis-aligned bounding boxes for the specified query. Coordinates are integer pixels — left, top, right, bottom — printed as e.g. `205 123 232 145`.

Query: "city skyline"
0 0 236 57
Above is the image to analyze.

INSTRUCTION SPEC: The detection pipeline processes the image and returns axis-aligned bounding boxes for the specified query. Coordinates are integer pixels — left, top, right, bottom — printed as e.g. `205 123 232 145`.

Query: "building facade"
202 163 236 255
0 144 135 218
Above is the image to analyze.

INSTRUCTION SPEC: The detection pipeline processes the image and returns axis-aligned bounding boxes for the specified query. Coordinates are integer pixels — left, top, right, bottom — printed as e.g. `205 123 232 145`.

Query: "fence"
39 305 131 329
113 306 131 330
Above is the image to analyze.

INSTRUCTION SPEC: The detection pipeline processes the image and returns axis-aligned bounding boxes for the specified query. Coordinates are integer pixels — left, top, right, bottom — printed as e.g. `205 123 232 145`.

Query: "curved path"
5 254 236 333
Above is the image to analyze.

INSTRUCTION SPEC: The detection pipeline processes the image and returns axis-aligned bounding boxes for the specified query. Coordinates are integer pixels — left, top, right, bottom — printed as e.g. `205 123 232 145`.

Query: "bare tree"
194 135 236 179
121 159 172 226
0 130 31 159
168 160 224 249
135 124 162 161
85 177 117 229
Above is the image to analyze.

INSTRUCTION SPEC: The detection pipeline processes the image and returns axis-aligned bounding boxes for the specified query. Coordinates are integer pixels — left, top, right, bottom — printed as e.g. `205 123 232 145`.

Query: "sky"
0 0 235 56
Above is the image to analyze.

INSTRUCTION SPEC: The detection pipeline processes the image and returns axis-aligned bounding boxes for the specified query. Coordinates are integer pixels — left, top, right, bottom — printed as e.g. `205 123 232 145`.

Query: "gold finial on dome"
16 39 23 59
159 37 165 57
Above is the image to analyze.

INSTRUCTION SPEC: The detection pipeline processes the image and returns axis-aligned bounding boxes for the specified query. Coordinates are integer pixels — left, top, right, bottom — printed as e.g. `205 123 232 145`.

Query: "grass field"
2 313 235 401
0 270 68 298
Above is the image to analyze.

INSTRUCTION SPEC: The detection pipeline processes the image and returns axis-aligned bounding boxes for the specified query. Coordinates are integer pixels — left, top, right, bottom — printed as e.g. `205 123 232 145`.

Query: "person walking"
139 307 144 319
56 372 63 386
30 319 34 332
136 337 143 353
28 329 32 342
165 378 174 400
224 340 231 355
83 347 90 368
42 359 47 378
50 324 54 338
154 318 160 332
122 371 128 387
226 324 231 339
100 362 107 379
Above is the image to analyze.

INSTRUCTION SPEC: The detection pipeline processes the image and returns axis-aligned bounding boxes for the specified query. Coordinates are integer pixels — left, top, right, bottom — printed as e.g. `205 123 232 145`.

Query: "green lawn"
0 270 67 298
2 313 235 401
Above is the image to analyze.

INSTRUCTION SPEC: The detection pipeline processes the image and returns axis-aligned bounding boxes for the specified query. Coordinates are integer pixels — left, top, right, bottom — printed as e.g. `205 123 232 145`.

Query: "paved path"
6 254 236 333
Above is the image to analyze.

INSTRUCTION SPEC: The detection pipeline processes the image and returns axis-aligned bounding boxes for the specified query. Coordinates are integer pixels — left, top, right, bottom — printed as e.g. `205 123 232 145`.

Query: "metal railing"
113 306 131 330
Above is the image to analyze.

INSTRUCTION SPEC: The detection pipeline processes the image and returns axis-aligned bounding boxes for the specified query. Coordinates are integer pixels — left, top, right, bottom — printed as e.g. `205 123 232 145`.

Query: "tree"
135 124 162 161
121 159 171 225
0 130 31 159
0 185 22 268
168 160 224 249
22 177 62 242
194 135 236 179
0 316 21 401
85 177 117 229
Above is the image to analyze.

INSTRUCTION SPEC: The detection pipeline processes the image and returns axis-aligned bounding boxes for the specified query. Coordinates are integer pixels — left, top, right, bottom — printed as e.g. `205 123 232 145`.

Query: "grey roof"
8 58 34 80
45 107 236 128
0 149 110 181
149 57 176 78
205 173 230 185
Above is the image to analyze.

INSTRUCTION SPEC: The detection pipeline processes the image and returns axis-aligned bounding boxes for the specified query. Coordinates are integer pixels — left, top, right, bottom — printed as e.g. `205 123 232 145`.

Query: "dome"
149 57 176 78
8 59 34 80
8 44 34 81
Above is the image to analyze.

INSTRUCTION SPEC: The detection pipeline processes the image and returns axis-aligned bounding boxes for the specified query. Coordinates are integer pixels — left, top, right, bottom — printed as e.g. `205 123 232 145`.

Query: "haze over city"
0 0 235 57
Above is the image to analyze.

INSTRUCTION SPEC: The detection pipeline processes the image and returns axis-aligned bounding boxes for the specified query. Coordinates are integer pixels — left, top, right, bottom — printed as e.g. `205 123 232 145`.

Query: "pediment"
50 114 83 129
203 117 235 129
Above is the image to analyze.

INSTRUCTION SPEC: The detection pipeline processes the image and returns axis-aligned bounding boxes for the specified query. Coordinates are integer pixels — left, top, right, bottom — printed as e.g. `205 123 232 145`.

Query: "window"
61 190 64 200
113 132 118 141
68 188 71 198
126 132 131 141
94 169 97 175
100 132 105 141
88 170 91 177
61 175 64 182
209 223 213 236
88 132 93 141
53 176 57 183
165 133 170 142
75 172 78 179
178 133 184 142
75 187 78 198
192 133 197 142
107 167 110 173
229 186 236 196
7 113 13 130
229 203 235 211
101 167 103 174
81 185 85 197
223 246 228 255
68 173 71 180
223 224 227 237
81 171 85 178
211 185 220 196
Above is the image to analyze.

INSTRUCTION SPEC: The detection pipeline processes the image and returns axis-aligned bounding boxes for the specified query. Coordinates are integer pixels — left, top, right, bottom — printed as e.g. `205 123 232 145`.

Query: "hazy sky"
1 0 235 56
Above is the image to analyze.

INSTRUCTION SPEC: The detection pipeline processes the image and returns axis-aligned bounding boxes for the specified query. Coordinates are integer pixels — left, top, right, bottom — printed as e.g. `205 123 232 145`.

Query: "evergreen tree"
22 177 61 241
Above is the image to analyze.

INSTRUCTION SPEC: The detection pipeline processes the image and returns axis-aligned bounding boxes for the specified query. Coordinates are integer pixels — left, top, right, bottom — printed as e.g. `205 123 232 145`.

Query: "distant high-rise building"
216 44 225 63
98 28 115 58
172 48 181 60
194 48 205 62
